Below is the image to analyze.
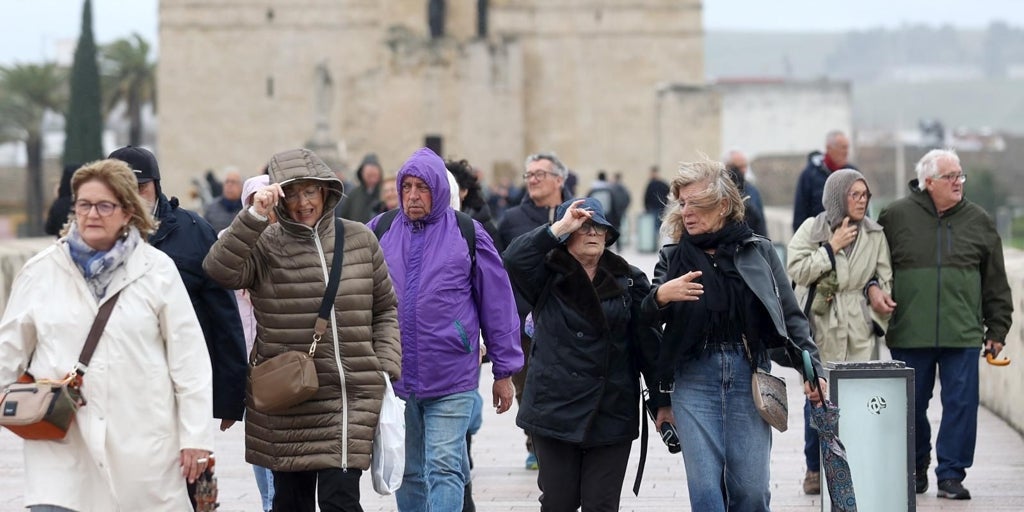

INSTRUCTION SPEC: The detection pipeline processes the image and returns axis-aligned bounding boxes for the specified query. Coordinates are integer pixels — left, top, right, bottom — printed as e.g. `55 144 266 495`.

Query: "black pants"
272 468 363 512
532 435 632 512
511 333 534 453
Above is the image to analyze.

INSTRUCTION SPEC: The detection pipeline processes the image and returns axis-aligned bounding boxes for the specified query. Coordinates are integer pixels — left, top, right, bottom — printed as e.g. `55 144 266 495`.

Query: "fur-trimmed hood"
544 246 631 329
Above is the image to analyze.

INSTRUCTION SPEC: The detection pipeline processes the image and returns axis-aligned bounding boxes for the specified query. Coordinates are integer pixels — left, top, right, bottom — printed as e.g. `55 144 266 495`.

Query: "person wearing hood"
792 130 857 233
786 168 895 495
204 148 401 512
44 163 79 236
496 151 573 470
337 153 383 223
368 148 523 511
107 146 248 437
878 149 1012 500
502 196 666 511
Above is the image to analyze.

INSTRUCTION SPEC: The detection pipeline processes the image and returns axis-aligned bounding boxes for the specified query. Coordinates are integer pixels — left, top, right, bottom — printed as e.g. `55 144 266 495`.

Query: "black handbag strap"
313 219 346 344
75 291 122 376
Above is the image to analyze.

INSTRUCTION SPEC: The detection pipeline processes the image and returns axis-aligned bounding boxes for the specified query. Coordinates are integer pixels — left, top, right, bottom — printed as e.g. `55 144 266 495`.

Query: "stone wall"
157 0 705 211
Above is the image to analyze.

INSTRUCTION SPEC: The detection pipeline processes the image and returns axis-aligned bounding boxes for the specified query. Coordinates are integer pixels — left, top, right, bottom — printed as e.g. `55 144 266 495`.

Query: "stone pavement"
2 247 1024 511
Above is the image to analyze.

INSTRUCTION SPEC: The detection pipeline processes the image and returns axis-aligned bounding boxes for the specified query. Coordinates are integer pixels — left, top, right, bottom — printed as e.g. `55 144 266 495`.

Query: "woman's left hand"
181 448 212 483
803 377 828 407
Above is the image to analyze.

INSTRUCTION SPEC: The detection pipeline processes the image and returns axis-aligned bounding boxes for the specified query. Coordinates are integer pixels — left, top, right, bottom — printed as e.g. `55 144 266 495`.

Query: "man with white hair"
878 149 1012 500
204 167 244 232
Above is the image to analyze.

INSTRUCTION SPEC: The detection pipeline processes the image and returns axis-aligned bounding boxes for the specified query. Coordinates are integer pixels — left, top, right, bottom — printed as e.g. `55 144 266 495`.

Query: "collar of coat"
544 246 631 329
806 212 883 243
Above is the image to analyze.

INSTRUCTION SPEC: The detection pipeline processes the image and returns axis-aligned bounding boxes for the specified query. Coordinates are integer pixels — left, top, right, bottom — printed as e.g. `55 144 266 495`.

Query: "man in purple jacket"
369 148 524 511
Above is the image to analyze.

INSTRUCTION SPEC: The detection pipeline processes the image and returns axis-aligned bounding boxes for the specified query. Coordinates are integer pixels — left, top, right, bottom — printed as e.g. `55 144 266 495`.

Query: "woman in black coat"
502 197 666 512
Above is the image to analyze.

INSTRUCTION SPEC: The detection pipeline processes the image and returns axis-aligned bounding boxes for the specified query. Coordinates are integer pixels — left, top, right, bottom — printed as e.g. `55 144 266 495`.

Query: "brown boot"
803 470 821 495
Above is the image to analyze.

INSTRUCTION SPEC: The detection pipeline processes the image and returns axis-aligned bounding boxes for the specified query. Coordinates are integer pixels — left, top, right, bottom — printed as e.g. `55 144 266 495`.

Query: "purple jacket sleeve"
471 221 524 380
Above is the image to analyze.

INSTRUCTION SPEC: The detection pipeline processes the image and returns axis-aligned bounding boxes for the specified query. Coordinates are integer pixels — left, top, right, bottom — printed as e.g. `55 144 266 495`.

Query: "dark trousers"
511 333 534 453
803 399 820 471
532 434 632 512
272 468 363 512
891 347 979 481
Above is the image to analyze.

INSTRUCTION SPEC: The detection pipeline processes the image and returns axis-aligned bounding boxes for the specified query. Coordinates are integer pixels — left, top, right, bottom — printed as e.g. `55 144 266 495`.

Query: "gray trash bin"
822 361 916 512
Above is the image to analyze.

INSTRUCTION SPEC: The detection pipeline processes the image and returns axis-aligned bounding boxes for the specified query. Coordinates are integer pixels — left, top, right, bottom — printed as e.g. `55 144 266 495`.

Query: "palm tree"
101 33 156 146
0 63 67 236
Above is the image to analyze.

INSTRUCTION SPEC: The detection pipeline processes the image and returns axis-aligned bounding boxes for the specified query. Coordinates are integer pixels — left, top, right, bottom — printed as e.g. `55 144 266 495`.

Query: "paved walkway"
2 247 1023 511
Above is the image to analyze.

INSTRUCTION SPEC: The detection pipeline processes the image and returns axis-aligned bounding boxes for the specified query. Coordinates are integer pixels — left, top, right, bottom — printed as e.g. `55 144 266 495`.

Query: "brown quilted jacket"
203 148 401 471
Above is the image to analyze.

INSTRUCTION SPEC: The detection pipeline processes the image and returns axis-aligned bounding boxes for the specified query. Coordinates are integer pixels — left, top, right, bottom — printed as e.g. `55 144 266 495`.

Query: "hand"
219 419 236 431
829 217 858 253
655 406 675 432
804 377 828 407
867 285 896 315
655 271 704 306
252 183 284 217
492 377 515 414
180 448 212 484
549 199 593 238
985 339 1005 358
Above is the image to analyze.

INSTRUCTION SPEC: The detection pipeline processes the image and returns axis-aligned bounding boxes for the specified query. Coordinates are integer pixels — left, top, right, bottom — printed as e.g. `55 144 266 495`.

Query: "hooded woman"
786 168 895 494
204 148 401 512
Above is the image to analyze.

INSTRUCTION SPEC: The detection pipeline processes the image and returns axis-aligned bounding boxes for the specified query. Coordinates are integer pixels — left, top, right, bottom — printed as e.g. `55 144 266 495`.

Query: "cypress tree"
63 0 104 166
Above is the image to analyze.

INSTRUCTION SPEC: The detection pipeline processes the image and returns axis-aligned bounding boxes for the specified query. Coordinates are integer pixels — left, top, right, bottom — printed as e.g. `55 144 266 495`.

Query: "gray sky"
1 0 1021 65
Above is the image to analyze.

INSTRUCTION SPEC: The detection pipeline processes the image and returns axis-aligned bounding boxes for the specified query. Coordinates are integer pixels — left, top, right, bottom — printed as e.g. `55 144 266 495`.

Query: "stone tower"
157 0 704 201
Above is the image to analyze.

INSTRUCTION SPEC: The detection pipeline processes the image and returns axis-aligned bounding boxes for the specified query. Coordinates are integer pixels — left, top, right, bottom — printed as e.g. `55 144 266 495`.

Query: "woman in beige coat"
204 148 401 512
0 160 213 511
787 168 896 495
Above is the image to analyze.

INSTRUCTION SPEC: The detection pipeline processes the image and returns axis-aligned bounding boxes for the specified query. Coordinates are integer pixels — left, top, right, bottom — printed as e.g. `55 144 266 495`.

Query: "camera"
659 422 681 453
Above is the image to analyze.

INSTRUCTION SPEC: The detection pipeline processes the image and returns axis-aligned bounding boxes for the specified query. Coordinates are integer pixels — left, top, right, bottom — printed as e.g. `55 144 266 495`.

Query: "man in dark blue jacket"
497 152 572 470
109 146 248 430
792 130 855 234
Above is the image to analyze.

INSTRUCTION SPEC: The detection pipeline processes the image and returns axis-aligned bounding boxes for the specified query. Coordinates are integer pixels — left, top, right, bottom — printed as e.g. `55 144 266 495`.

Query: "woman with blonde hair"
643 159 825 511
0 159 213 511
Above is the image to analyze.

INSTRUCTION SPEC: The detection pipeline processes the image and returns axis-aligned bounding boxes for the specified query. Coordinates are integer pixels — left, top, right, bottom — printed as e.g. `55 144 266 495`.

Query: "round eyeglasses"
74 200 122 217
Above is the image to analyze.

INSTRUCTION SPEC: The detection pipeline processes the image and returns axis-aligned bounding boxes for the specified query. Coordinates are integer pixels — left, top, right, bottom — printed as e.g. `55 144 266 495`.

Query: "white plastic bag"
371 373 405 495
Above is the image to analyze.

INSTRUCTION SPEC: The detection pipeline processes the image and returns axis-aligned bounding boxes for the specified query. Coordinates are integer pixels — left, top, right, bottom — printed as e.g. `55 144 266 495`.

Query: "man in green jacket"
878 149 1012 501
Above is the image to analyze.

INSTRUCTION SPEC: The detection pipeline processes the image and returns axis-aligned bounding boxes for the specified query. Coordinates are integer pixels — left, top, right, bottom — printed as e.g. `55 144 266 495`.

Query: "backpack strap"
371 209 400 240
454 211 477 274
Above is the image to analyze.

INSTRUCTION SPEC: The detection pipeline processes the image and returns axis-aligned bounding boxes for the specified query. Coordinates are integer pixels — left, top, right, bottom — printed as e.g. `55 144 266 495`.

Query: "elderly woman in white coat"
787 168 895 495
0 159 213 511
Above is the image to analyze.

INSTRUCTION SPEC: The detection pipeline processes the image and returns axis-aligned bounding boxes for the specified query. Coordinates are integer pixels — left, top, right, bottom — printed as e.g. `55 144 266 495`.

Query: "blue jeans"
253 464 275 511
890 347 979 482
671 345 772 512
804 399 820 471
396 390 476 512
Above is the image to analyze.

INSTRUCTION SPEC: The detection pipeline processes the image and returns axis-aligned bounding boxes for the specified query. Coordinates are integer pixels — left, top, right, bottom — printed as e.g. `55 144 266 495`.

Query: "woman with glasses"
502 197 666 511
205 148 401 512
644 160 825 512
787 168 895 494
0 160 214 511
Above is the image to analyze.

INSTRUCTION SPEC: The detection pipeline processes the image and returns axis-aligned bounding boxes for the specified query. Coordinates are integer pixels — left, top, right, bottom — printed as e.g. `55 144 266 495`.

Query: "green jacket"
877 181 1012 349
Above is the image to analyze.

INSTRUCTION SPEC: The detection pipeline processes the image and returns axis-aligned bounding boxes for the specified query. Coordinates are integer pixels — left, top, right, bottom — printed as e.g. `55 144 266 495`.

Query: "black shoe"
937 479 971 500
915 469 928 494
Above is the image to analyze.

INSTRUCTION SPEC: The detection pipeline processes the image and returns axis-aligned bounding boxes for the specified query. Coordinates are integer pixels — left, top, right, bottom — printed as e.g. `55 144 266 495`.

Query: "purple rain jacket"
368 148 523 399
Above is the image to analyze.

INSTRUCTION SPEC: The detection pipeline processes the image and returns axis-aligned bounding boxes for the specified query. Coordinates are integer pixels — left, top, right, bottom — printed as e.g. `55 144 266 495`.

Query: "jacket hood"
355 153 381 186
907 179 966 217
396 148 451 223
241 175 270 207
267 148 344 233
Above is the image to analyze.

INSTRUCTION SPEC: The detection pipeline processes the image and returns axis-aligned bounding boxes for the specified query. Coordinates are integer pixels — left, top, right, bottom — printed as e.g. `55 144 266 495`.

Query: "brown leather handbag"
0 292 121 440
249 219 345 413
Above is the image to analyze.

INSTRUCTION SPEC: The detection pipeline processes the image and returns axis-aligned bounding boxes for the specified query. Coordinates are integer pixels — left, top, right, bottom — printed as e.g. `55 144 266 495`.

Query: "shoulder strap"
314 219 346 343
454 210 477 272
75 291 122 376
371 209 400 240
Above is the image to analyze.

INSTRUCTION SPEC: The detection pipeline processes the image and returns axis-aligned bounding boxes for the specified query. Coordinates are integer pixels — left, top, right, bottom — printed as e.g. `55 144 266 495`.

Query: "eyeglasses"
934 173 966 184
580 222 610 235
848 191 872 202
283 185 323 204
522 171 560 181
74 200 122 217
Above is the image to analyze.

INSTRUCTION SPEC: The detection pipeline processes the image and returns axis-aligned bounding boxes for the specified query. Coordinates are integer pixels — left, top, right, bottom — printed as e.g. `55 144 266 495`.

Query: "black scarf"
659 221 753 382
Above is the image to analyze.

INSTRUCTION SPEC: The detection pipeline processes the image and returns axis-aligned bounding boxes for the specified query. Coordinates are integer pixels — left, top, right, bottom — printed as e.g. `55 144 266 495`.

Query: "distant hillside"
706 25 1024 134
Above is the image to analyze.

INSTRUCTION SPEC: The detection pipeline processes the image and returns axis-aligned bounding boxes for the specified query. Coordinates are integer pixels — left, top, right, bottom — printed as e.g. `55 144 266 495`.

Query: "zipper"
934 220 944 348
312 225 349 468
